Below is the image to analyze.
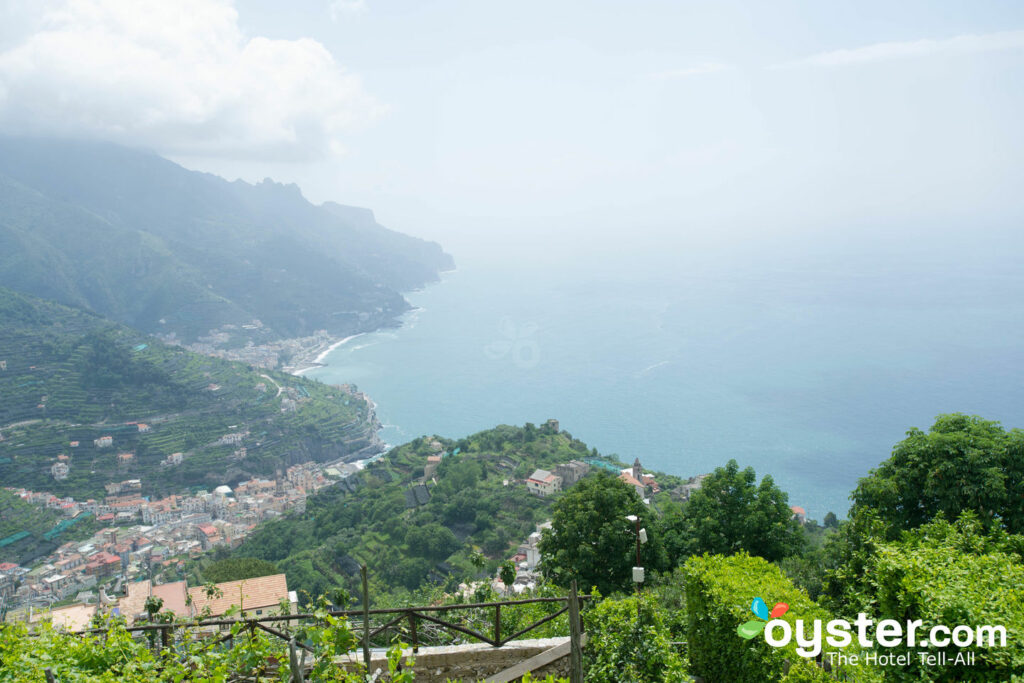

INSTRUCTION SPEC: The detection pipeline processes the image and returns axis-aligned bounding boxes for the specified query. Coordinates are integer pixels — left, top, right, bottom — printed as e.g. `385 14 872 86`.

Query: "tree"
539 471 658 595
660 459 803 564
852 414 1024 534
822 511 839 529
499 560 516 591
203 557 280 584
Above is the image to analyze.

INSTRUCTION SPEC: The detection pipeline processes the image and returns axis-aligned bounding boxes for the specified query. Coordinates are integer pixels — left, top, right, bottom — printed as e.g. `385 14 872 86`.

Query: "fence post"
408 612 418 653
361 565 371 674
289 637 305 683
161 624 171 652
568 580 583 683
494 603 502 646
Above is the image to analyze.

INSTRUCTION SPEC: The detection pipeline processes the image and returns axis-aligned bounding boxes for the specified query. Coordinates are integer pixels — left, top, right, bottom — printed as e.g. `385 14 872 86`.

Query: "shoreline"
289 333 366 376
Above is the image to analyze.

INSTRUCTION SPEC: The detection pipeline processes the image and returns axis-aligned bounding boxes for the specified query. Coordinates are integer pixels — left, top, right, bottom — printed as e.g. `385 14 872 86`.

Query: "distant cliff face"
0 137 454 342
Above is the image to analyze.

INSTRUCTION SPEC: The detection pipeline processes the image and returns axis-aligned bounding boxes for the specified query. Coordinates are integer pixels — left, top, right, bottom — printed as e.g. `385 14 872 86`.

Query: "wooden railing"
70 571 590 682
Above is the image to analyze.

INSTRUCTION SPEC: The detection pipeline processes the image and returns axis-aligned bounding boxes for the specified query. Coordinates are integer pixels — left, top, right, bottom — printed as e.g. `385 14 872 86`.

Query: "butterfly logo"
737 597 789 639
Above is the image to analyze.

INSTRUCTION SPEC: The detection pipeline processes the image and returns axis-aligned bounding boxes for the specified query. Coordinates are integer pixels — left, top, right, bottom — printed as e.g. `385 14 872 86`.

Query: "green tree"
822 511 838 529
583 593 686 683
539 472 657 595
660 459 803 563
499 560 517 589
203 557 280 583
852 413 1024 533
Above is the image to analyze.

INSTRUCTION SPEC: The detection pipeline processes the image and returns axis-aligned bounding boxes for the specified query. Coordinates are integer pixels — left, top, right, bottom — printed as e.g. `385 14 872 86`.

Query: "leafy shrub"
866 515 1024 682
683 553 866 683
583 593 685 683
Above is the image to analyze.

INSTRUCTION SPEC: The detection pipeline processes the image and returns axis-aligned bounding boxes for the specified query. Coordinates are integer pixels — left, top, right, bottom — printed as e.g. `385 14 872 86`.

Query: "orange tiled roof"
188 574 289 617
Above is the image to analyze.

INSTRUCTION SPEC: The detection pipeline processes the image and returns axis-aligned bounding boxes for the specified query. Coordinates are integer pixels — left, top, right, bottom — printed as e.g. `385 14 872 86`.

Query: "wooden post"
289 637 305 683
161 625 171 651
568 580 583 683
494 603 502 646
361 565 371 674
408 612 418 653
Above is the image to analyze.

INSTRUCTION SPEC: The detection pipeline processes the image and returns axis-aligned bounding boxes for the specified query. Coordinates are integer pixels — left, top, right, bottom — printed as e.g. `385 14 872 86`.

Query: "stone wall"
339 637 573 682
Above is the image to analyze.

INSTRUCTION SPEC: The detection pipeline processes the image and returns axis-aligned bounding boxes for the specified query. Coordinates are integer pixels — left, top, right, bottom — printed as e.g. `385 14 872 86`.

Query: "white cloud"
0 0 383 160
647 62 733 80
330 0 367 20
771 29 1024 70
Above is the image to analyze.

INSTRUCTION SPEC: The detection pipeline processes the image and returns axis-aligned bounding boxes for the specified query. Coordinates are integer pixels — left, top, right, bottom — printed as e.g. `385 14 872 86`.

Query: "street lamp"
626 514 647 616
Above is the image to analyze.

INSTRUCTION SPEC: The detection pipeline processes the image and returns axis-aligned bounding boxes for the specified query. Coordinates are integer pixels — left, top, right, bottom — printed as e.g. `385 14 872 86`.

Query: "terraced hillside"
0 288 381 500
227 424 685 603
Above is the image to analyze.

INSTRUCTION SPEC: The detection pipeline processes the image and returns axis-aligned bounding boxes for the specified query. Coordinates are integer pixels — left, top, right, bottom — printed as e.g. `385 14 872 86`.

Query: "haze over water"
309 229 1024 520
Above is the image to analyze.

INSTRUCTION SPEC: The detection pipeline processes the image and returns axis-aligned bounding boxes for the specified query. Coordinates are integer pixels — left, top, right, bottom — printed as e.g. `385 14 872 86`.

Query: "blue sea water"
308 240 1024 520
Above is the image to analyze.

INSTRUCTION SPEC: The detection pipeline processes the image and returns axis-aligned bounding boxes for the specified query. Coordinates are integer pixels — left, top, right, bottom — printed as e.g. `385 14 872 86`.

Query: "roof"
37 603 97 632
119 580 191 622
790 506 806 515
187 574 289 616
527 469 558 484
619 472 644 489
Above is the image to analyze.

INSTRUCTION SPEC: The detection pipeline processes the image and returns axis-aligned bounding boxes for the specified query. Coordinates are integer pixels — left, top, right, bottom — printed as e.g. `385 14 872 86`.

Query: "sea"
307 231 1024 520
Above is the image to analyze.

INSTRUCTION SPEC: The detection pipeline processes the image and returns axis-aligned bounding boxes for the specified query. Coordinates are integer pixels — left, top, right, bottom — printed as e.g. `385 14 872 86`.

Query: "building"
526 469 562 497
554 460 590 488
51 462 69 480
790 506 807 524
94 436 113 448
117 580 190 623
187 574 295 618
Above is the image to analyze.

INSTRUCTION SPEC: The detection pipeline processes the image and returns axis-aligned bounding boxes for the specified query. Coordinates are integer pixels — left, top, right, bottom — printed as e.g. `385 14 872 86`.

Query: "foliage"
683 553 870 683
846 514 1024 682
582 592 685 683
0 286 377 505
234 424 632 602
660 460 804 565
852 413 1024 534
0 603 414 682
202 557 281 584
539 471 659 596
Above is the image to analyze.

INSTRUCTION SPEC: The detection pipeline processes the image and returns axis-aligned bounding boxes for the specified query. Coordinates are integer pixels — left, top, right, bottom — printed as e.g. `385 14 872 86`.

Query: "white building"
526 469 562 497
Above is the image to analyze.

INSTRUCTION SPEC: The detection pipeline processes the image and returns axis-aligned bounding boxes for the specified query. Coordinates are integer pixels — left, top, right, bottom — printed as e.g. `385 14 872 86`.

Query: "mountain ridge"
0 136 454 342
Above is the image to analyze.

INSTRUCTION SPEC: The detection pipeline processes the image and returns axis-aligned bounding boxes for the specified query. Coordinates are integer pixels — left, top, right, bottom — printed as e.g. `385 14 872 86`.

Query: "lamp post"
626 514 647 618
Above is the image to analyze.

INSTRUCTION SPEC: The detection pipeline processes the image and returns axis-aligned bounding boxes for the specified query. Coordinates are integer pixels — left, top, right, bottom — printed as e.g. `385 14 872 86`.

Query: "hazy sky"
1 0 1022 259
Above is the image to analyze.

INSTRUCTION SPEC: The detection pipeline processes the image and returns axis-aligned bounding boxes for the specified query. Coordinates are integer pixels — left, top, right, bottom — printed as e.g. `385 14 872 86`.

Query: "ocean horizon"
307 246 1024 521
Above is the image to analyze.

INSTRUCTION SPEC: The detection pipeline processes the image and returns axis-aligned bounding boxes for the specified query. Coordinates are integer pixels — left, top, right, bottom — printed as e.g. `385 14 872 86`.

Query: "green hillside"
0 287 380 501
0 136 453 341
227 424 684 602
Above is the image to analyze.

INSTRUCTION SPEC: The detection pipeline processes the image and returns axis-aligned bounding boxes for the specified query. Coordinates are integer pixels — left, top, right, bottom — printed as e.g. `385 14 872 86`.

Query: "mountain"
223 424 685 602
0 286 381 504
0 137 454 342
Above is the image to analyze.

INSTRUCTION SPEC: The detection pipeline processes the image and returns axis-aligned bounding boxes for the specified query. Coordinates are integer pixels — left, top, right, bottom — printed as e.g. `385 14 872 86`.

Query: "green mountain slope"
0 287 380 501
0 137 454 341
228 424 684 601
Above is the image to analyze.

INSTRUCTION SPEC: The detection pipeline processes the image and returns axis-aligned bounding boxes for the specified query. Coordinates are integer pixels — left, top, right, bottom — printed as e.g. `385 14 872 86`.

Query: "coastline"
288 333 365 376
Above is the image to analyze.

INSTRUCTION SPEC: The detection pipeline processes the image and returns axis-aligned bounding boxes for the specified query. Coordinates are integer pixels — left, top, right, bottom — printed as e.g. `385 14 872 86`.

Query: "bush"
683 553 865 682
867 515 1024 682
583 593 686 683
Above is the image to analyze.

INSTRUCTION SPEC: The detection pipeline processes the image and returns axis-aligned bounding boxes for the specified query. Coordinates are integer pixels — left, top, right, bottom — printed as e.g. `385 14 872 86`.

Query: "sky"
1 0 1023 260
